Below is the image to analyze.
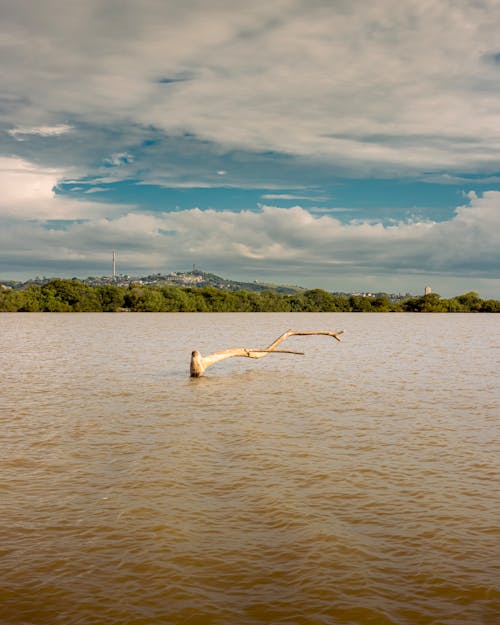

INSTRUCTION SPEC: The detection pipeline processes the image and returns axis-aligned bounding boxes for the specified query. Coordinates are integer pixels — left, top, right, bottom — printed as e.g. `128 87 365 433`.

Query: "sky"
1 0 500 297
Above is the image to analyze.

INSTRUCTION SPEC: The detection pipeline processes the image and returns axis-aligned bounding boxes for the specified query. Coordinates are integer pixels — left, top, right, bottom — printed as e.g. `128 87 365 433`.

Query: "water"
1 313 499 625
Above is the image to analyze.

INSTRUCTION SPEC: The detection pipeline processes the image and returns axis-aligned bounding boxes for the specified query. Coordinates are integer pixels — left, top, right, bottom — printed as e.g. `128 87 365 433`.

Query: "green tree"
2 280 499 313
371 295 392 312
180 288 210 311
0 285 43 311
456 292 481 312
238 290 266 311
0 289 23 311
302 289 338 312
198 287 241 312
288 293 306 312
256 290 292 312
331 295 351 311
41 279 101 311
232 290 259 312
442 297 464 312
480 299 500 312
123 286 166 311
349 295 373 312
420 293 446 312
402 293 446 312
97 285 125 312
160 286 188 311
20 285 43 311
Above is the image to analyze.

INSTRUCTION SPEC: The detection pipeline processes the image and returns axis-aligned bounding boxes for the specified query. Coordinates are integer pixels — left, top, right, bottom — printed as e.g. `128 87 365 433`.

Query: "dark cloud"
157 74 192 85
483 51 500 65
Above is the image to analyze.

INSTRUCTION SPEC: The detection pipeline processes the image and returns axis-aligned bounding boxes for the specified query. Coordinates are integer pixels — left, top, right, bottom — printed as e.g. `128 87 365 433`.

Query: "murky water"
1 313 499 625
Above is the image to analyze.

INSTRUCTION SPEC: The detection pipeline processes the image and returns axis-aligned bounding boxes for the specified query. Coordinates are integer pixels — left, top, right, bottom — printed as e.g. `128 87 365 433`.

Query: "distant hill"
1 270 308 295
1 269 409 301
153 270 307 294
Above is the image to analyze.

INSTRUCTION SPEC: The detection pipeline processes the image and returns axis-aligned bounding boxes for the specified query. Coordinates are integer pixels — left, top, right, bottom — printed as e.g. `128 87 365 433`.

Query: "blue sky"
1 0 500 296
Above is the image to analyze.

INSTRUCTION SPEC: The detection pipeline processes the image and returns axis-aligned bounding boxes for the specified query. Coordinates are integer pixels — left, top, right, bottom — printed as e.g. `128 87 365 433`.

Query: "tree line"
1 279 499 312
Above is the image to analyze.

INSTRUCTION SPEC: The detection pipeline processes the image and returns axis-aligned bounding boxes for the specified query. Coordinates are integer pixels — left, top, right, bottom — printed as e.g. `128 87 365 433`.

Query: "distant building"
424 286 432 295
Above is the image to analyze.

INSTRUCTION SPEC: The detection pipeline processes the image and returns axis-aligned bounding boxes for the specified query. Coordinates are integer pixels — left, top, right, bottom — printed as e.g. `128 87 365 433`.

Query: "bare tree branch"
190 328 345 377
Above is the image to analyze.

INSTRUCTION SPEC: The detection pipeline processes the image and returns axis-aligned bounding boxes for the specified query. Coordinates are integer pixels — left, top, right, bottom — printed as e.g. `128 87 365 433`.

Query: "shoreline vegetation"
1 279 499 312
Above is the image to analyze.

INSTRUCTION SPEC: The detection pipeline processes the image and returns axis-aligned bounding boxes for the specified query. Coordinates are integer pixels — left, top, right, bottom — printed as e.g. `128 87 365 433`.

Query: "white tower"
112 250 116 279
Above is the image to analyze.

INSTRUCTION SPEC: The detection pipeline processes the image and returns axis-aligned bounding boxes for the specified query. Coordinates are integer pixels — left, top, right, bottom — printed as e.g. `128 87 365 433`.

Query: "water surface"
1 313 499 624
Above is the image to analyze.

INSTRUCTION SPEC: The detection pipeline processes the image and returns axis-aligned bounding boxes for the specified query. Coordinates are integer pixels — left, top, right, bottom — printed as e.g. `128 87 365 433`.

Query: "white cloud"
2 1 500 173
103 152 134 166
0 156 128 220
261 193 328 201
2 180 500 295
8 124 73 138
84 187 109 194
0 157 61 210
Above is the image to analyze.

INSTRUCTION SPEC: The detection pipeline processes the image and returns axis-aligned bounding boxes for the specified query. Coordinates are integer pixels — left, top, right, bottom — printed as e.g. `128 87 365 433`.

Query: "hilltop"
1 269 406 300
2 270 307 295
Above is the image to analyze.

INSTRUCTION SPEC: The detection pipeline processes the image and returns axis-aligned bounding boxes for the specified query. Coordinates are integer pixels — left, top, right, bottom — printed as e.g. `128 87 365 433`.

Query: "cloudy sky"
2 0 500 296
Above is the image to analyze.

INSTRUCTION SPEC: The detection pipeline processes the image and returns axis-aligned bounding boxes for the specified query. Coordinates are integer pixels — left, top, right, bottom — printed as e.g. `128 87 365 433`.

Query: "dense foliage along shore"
1 279 499 312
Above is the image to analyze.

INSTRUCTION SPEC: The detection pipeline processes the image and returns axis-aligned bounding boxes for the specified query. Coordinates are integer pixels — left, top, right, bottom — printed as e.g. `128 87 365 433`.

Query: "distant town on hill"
0 268 407 301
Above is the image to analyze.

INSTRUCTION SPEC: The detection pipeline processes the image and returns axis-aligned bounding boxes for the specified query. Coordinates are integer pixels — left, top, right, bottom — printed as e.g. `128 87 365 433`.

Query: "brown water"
1 313 499 625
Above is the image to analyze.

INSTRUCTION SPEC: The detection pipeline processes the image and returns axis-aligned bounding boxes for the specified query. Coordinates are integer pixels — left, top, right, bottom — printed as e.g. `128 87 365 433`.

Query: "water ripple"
1 313 499 624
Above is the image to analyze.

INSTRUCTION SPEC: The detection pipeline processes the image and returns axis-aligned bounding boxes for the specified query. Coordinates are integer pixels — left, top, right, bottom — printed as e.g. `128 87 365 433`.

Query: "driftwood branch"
190 328 345 377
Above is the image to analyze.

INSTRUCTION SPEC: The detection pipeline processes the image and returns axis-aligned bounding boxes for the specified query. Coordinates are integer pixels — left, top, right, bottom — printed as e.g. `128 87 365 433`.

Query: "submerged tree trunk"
190 328 345 377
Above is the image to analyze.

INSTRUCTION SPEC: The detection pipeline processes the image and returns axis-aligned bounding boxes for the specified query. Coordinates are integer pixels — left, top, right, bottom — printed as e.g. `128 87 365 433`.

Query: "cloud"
0 156 62 212
103 152 134 166
261 193 328 201
2 177 500 295
482 51 500 66
0 156 129 220
2 0 500 175
84 187 109 193
8 124 73 138
1 2 500 296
